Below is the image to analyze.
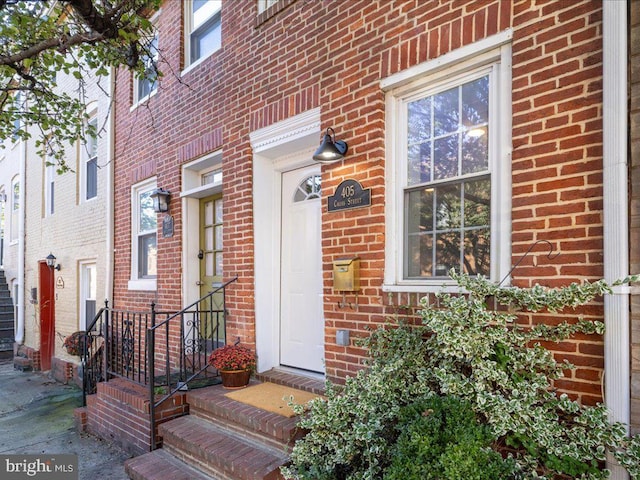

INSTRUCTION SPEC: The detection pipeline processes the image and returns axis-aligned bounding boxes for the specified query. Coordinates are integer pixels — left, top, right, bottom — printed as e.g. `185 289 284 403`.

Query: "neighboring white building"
18 66 112 380
0 96 26 358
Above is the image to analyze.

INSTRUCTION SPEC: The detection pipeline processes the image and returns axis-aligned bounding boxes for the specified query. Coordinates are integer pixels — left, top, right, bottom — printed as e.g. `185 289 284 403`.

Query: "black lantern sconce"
150 188 171 213
46 253 61 271
312 127 348 163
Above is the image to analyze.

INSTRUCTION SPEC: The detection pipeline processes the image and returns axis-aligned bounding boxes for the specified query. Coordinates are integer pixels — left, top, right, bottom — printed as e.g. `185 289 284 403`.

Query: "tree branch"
0 31 104 66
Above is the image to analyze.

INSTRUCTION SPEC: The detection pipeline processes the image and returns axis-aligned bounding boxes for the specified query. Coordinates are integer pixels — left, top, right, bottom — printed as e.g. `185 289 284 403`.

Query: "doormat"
224 382 324 417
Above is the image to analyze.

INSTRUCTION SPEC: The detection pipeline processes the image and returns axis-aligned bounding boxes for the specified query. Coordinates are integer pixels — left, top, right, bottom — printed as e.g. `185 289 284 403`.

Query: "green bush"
384 396 515 480
283 272 640 480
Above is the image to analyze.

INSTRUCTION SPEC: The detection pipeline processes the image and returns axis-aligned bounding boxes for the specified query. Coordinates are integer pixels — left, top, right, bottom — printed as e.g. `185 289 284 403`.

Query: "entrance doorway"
38 261 55 371
199 195 224 343
279 166 324 373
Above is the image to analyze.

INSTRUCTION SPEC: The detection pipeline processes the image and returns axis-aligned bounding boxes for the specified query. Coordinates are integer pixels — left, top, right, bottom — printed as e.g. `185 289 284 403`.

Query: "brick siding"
113 0 607 403
85 378 188 455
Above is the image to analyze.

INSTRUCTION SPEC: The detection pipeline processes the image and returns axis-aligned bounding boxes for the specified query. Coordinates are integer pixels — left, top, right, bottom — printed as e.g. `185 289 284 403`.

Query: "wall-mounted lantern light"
312 127 348 163
46 253 61 271
150 188 171 213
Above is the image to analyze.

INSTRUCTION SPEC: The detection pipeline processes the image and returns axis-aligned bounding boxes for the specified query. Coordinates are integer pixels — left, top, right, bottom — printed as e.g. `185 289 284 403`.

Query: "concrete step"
125 448 215 480
159 414 287 480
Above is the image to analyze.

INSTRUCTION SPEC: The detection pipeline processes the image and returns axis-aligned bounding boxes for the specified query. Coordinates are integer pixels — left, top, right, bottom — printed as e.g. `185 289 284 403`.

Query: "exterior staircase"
0 269 14 360
124 370 325 480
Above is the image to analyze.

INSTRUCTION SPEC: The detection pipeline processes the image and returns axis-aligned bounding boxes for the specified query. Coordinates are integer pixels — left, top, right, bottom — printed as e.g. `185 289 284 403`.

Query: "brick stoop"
125 448 213 480
125 370 326 480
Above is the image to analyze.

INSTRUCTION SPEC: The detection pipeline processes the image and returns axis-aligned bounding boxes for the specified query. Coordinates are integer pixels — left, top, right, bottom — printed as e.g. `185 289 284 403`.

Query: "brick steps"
125 448 213 480
187 381 303 450
125 370 325 480
161 415 287 480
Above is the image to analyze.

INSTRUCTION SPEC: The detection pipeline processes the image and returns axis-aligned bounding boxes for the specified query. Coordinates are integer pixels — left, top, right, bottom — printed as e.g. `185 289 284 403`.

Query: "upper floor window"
44 161 55 216
257 0 278 14
185 0 221 68
11 91 22 143
134 32 158 104
83 113 98 201
10 177 19 243
383 37 512 291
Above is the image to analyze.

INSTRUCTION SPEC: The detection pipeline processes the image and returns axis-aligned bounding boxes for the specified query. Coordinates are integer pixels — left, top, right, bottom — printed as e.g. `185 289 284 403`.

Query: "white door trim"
250 108 321 373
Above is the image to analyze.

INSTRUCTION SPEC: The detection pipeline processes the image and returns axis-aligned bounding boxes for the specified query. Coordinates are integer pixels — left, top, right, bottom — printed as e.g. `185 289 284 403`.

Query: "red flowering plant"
62 331 92 356
208 344 256 373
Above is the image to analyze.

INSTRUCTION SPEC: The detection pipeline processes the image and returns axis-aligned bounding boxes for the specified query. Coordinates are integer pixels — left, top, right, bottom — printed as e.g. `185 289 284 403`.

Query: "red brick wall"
85 378 188 455
510 1 604 405
113 0 605 403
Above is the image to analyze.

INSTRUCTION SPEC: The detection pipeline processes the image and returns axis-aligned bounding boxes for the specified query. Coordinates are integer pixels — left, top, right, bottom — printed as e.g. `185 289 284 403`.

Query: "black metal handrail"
147 277 237 449
81 305 108 406
80 277 237 449
81 301 158 405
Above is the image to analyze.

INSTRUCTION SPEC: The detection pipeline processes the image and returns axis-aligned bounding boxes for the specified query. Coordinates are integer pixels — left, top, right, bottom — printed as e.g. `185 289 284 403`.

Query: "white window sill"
382 282 460 294
128 278 157 291
181 49 220 77
130 89 158 112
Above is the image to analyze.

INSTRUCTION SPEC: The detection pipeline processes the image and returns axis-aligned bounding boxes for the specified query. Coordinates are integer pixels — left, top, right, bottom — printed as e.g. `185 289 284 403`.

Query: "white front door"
280 166 324 373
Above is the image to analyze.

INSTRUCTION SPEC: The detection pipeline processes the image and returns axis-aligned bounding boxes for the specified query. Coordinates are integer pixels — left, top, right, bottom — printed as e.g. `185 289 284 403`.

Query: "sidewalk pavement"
0 359 131 480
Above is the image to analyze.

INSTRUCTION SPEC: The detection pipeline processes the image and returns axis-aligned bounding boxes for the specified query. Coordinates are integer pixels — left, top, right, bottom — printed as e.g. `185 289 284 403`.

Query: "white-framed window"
79 262 97 330
257 0 278 14
10 177 18 243
129 178 157 290
11 91 22 143
184 0 221 69
82 113 98 201
44 160 55 216
134 32 158 105
383 33 512 291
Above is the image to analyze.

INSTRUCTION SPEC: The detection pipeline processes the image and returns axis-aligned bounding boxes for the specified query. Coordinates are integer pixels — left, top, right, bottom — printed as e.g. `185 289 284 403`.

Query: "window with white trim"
10 177 18 243
82 113 98 201
185 0 221 67
257 0 278 14
384 38 512 290
129 179 157 290
80 262 97 330
44 160 55 216
134 32 158 104
11 92 22 143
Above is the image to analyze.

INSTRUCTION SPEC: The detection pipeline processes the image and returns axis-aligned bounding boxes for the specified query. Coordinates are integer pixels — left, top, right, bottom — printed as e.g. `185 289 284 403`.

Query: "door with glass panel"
280 166 324 373
199 195 224 344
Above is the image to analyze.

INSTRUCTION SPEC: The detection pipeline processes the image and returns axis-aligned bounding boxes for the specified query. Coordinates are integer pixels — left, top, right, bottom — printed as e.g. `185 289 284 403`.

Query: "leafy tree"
0 0 160 171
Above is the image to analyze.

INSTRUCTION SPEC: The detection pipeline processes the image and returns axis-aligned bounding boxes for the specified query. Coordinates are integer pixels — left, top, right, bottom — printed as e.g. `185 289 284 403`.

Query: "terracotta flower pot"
220 369 251 389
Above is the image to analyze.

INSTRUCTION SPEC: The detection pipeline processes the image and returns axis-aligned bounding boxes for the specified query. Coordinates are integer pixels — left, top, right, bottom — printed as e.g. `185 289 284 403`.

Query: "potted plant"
208 343 256 389
62 331 92 356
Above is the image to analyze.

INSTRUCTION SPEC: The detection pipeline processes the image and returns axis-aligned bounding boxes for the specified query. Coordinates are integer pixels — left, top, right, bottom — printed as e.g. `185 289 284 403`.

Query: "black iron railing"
81 303 156 405
81 278 237 449
147 277 236 449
